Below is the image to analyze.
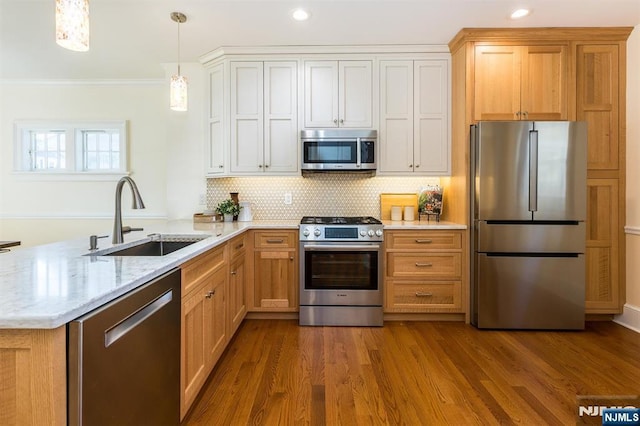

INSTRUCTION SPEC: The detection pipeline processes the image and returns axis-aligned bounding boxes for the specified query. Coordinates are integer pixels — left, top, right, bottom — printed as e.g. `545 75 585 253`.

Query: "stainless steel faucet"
112 176 146 244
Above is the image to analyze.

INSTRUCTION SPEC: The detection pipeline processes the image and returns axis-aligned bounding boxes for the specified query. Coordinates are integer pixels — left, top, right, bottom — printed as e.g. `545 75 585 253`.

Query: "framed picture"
418 186 443 216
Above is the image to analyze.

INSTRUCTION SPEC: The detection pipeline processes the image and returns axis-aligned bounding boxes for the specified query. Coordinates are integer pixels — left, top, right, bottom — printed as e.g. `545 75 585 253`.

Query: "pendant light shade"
170 74 188 111
55 0 90 52
170 12 188 111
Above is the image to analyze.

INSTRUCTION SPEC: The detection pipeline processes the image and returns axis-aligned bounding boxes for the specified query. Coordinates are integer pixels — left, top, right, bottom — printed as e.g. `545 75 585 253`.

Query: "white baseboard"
614 304 640 333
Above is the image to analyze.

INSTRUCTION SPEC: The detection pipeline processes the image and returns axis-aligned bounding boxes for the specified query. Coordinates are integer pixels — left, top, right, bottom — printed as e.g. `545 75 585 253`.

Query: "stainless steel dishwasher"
68 268 181 425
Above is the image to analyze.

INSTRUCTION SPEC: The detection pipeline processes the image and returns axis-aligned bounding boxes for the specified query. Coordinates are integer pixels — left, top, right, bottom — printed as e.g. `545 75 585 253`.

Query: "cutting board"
380 193 418 220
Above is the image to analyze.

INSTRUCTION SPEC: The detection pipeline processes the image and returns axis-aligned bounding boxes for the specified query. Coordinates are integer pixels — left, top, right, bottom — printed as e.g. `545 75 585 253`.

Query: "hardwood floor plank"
182 320 640 425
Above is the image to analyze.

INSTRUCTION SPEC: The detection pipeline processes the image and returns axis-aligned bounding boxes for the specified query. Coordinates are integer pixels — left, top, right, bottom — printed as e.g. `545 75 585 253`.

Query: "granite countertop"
0 218 465 330
0 220 297 330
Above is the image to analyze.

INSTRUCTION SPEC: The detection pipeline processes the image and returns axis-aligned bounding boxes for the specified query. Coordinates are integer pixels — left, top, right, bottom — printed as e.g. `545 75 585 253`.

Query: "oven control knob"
302 227 311 237
375 229 383 237
367 229 375 237
314 228 322 237
360 229 367 237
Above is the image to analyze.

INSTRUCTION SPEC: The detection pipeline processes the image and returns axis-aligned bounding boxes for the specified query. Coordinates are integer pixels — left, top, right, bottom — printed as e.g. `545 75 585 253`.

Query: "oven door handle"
302 244 381 251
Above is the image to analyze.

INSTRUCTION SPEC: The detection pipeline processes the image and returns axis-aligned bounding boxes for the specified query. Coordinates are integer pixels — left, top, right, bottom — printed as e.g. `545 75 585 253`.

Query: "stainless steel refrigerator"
470 121 587 329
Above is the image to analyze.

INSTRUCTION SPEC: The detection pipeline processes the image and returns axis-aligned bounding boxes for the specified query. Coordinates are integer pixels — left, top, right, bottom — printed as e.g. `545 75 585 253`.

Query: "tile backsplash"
206 174 440 220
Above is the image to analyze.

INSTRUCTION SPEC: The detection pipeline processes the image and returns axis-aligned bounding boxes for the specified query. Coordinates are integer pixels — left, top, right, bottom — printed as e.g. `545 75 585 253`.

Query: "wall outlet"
284 192 292 205
198 193 206 205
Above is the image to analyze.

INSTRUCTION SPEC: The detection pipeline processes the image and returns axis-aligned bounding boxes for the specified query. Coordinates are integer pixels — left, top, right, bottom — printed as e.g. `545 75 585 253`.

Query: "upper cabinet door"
230 62 264 173
521 45 568 121
304 61 339 128
474 45 521 121
414 59 450 175
474 44 568 121
379 60 414 173
206 64 225 175
338 61 373 128
304 60 372 128
264 61 298 173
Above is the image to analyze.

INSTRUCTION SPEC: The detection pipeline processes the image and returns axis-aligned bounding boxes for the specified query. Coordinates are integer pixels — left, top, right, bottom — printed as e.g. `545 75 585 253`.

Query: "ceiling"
1 0 639 80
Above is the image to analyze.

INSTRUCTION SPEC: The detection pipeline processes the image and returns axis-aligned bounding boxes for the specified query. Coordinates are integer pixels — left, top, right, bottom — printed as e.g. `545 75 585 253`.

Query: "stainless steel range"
299 216 383 327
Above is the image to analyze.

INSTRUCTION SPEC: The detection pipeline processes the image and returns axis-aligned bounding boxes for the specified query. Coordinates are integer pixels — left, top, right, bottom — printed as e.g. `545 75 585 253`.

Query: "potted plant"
215 199 241 222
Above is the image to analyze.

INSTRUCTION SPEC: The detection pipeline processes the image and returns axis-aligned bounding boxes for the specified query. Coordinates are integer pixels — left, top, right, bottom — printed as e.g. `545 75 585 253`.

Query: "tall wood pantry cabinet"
447 27 633 315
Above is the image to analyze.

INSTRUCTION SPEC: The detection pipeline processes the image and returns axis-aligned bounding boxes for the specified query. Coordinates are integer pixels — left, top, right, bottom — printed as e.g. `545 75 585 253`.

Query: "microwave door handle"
356 137 361 167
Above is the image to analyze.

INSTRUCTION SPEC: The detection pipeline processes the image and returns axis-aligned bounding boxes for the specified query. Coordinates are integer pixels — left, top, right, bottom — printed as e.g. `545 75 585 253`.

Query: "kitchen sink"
88 234 210 257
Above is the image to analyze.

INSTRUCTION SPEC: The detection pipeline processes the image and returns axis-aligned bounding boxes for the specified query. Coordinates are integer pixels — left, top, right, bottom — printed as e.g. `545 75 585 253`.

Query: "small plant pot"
223 214 234 222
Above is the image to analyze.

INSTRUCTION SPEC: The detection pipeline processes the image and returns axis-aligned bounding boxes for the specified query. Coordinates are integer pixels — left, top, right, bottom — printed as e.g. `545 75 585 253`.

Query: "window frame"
13 120 128 180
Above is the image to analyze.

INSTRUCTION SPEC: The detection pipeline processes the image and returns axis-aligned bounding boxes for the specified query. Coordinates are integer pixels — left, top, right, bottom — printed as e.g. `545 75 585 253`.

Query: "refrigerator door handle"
529 130 538 212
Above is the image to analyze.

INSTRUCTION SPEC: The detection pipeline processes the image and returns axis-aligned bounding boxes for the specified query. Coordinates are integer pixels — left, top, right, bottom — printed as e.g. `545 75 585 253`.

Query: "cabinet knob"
258 164 263 168
230 271 237 275
523 111 529 118
290 257 294 261
409 164 413 168
219 165 224 168
205 290 215 299
333 119 338 125
415 164 420 168
339 119 344 124
516 111 521 117
265 164 269 168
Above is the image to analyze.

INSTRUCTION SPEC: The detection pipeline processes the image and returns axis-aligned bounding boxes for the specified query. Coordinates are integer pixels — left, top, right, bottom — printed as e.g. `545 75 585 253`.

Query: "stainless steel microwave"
301 129 377 172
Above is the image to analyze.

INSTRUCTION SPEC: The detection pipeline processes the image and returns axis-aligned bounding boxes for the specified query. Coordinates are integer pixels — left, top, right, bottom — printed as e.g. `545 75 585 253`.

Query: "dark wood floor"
182 320 640 425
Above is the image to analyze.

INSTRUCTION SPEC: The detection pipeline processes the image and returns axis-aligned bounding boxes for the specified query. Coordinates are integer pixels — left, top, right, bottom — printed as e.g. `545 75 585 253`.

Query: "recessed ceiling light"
291 8 310 21
510 8 531 19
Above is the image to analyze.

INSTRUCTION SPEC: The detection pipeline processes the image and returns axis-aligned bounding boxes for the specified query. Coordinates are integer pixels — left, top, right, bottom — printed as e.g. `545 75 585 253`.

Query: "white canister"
404 205 415 221
391 205 402 221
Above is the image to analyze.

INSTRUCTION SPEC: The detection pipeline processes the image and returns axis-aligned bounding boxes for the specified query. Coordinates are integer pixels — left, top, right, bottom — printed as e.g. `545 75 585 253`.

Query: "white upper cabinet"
230 61 298 174
263 62 298 173
304 60 372 128
379 58 450 175
206 64 225 175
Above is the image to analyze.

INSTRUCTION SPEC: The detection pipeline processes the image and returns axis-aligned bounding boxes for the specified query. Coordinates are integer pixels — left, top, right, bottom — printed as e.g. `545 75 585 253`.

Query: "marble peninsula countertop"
0 220 297 329
0 218 466 329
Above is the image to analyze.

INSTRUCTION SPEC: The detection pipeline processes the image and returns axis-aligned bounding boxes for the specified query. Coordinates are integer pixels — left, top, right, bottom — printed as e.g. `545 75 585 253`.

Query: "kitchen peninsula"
0 218 465 424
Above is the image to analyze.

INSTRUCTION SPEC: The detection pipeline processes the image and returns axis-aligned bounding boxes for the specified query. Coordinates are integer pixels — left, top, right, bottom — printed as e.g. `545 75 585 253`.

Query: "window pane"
29 131 65 170
98 134 110 151
99 152 110 169
111 152 120 169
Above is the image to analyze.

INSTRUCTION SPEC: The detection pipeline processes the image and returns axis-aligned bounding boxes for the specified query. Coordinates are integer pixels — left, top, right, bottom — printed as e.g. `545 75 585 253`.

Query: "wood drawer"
386 253 461 278
386 231 462 250
254 231 296 249
387 281 462 310
228 234 246 259
181 244 227 296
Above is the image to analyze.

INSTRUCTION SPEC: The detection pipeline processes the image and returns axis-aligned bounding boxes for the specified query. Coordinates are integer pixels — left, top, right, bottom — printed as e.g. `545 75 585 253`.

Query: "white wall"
0 67 206 247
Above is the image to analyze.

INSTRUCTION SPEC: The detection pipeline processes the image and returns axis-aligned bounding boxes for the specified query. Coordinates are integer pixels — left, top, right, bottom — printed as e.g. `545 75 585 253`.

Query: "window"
14 120 127 178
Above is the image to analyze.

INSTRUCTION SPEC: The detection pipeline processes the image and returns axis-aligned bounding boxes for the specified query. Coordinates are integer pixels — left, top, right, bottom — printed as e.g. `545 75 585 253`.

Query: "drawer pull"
266 239 284 244
235 243 244 250
415 239 433 244
415 262 433 267
415 292 433 297
230 271 237 275
205 290 215 299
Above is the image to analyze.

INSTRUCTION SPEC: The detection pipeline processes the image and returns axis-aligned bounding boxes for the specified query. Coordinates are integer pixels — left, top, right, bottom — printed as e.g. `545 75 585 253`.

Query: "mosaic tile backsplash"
206 174 440 220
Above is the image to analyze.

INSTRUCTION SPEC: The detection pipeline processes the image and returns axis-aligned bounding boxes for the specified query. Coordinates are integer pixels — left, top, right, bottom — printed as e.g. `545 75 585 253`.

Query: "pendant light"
55 0 90 52
170 12 188 112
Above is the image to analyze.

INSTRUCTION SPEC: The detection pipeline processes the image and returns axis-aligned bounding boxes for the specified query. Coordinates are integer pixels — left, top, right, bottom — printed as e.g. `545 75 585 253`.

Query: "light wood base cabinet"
0 327 66 426
228 234 247 336
180 245 228 420
385 230 466 315
249 230 298 312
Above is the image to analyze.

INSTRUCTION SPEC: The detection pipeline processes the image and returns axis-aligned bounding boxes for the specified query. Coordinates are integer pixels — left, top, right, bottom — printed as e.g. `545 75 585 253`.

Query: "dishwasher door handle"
104 289 173 347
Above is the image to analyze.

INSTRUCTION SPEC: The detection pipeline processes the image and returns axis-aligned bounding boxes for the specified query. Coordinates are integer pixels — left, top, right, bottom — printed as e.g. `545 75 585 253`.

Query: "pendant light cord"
177 19 181 75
